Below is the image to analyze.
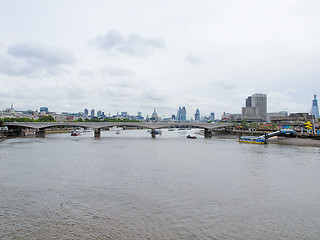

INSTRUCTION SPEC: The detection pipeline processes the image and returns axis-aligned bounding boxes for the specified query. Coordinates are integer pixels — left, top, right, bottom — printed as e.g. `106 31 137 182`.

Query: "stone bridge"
4 122 233 138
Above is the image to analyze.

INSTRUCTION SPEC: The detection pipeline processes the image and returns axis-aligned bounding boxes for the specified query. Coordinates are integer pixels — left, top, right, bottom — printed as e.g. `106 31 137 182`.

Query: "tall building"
84 108 89 115
252 93 267 120
311 95 319 119
136 111 144 120
245 96 252 107
91 109 95 117
97 110 102 118
177 107 186 122
194 109 200 121
209 112 215 121
177 107 181 121
242 93 267 121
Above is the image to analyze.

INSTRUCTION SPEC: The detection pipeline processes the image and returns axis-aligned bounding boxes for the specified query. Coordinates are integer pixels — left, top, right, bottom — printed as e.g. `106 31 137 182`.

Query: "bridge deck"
4 122 233 130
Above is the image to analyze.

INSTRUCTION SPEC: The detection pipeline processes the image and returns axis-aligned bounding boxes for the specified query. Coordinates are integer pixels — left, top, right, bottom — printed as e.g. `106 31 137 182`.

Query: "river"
0 129 319 239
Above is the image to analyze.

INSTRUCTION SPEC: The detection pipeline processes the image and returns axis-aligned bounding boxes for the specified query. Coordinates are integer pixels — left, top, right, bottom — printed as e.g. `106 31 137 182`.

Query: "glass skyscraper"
177 107 186 122
311 95 319 119
194 109 200 121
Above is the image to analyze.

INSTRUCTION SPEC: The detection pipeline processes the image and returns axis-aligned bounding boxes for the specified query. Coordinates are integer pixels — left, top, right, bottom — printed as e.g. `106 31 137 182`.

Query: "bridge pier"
35 129 46 138
94 128 101 138
14 128 25 137
151 129 156 138
204 129 213 138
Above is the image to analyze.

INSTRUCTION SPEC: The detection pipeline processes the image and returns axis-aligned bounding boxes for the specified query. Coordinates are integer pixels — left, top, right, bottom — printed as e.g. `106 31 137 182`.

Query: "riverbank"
268 136 320 147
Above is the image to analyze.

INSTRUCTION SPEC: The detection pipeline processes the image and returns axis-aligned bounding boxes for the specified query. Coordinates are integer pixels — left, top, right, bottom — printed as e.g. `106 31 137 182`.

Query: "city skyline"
1 0 320 118
3 93 320 122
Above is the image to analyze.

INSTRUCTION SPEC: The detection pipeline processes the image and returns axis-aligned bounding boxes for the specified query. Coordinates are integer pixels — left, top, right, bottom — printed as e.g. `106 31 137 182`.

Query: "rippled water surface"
1 129 320 239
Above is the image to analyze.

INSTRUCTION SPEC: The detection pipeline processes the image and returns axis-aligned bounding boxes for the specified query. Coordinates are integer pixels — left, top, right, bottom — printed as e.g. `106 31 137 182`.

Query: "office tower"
177 107 181 121
182 107 186 121
245 96 252 107
40 107 49 114
242 93 267 121
91 109 95 117
84 108 89 115
177 107 186 121
252 93 267 120
195 109 200 121
311 95 319 119
209 112 215 121
97 110 102 118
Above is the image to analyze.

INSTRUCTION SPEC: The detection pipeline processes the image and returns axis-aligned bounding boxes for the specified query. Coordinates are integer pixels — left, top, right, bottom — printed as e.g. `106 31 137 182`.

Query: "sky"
1 0 320 119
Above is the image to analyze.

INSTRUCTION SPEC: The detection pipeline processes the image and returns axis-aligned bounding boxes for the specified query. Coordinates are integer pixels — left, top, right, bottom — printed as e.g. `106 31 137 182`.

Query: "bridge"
3 122 233 138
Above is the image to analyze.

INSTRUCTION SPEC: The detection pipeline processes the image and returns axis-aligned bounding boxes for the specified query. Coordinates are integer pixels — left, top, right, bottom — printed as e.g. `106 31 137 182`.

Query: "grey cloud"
93 30 165 56
185 53 202 64
141 90 166 102
8 41 75 65
100 65 135 77
0 56 35 76
0 41 75 76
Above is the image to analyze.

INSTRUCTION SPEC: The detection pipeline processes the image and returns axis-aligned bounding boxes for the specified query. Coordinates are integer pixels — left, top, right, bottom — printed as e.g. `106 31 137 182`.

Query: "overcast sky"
1 0 320 119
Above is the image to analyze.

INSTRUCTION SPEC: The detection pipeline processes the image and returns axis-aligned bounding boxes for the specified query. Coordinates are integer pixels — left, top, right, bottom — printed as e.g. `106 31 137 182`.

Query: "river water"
1 129 320 239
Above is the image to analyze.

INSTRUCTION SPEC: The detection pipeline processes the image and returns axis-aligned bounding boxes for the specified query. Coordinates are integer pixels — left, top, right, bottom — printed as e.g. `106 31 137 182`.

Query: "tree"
241 118 248 129
37 115 55 122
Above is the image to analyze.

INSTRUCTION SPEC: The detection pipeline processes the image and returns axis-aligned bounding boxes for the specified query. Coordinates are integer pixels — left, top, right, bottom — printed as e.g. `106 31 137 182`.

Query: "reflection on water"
1 129 320 239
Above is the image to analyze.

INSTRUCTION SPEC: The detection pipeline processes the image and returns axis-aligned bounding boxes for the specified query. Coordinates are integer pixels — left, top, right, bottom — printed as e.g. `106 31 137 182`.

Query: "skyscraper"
209 112 215 121
194 109 200 121
176 107 187 122
311 95 319 119
84 108 89 115
91 109 95 117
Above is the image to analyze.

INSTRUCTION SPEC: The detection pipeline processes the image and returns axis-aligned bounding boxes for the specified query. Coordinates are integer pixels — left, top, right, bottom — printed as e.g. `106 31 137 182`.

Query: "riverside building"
242 93 267 121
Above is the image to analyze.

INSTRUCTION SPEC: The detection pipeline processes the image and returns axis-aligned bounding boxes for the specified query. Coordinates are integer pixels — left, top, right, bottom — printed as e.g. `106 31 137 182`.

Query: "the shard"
311 95 319 119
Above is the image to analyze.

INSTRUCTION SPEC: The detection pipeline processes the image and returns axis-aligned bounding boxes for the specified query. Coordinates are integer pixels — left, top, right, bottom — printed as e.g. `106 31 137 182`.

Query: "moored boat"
71 131 80 136
186 135 197 139
238 136 266 144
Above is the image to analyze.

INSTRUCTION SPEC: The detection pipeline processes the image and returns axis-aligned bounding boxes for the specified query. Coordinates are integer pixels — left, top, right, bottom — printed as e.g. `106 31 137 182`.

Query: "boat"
71 131 80 136
238 136 266 144
186 135 197 139
149 129 162 135
155 130 162 135
24 129 35 137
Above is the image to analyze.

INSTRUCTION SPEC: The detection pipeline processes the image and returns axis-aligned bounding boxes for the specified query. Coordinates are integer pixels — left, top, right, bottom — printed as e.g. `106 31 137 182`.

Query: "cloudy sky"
1 0 320 119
